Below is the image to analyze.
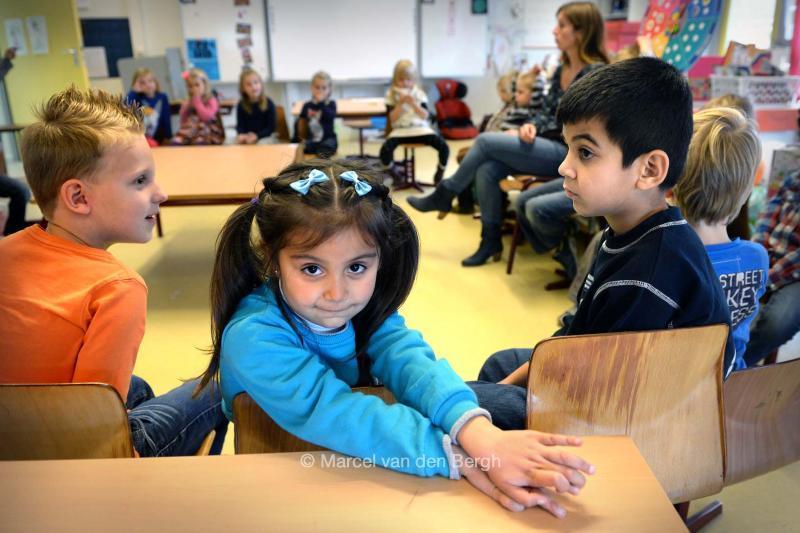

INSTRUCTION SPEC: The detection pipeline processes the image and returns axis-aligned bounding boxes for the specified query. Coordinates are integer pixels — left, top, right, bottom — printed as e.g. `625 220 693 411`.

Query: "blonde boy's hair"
673 107 761 225
704 93 755 120
391 59 416 86
312 70 332 87
130 67 160 92
20 86 144 217
516 71 537 92
238 67 267 113
497 71 517 102
187 67 213 100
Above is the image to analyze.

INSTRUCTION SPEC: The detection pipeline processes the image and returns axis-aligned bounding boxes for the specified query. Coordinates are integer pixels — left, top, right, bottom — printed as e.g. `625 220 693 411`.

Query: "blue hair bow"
339 170 372 196
290 169 330 195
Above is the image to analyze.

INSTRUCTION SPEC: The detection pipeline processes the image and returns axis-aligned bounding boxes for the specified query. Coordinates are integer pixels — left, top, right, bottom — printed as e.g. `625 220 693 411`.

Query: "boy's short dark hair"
556 57 693 189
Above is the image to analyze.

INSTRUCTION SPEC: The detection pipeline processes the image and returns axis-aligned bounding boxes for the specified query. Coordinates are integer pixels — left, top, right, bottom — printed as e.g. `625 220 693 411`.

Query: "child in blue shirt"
197 160 595 517
672 106 768 370
127 68 172 145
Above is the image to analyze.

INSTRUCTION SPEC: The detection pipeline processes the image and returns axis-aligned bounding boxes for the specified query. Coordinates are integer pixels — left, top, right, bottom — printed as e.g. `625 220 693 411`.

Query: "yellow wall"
0 0 88 124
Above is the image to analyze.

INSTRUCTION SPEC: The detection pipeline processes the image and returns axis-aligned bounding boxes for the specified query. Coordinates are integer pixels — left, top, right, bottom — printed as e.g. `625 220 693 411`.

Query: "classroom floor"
13 134 798 530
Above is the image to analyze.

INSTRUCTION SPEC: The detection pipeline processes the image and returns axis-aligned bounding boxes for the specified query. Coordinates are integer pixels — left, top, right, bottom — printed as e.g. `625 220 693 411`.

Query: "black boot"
462 224 503 267
433 164 445 184
455 188 475 214
407 182 457 219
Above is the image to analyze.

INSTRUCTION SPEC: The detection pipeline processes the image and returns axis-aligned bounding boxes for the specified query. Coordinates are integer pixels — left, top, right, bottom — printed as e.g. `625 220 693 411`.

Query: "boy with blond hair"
468 58 735 429
0 87 228 456
672 106 767 370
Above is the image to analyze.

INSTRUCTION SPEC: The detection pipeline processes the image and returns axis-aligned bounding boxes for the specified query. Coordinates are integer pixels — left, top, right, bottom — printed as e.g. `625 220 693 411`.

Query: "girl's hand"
454 444 567 517
458 418 594 509
519 123 537 143
246 132 258 144
504 129 520 137
487 430 594 496
236 133 248 144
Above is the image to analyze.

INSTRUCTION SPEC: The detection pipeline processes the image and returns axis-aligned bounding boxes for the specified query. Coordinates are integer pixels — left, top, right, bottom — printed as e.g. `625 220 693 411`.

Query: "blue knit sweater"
220 283 484 478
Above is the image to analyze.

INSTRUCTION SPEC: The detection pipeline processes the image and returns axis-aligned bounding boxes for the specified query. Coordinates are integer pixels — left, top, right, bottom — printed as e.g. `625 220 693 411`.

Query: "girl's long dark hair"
197 159 419 392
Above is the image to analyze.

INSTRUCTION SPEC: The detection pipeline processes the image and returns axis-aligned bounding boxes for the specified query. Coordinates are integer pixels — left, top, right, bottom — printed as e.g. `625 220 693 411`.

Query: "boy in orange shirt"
0 87 228 456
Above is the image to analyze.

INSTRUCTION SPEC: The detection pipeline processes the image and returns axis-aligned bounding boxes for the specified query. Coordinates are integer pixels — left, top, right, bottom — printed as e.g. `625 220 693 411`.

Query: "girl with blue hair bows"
197 160 594 517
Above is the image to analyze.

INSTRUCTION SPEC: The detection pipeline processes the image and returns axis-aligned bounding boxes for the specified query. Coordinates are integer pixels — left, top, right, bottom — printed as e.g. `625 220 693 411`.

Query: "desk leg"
358 128 364 157
156 213 164 238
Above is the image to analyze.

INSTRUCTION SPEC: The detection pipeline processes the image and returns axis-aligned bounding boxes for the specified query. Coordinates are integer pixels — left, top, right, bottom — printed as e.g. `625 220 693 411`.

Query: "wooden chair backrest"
0 383 134 460
274 105 291 142
526 325 728 503
233 387 395 454
723 358 800 485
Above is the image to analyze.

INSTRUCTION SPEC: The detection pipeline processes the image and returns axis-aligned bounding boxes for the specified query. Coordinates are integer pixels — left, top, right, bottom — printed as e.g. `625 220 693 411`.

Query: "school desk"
290 97 387 119
151 143 298 237
0 436 686 532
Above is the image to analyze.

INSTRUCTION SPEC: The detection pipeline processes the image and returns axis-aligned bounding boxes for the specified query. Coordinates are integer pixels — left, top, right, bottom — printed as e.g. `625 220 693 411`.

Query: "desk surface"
0 436 685 532
152 144 298 206
291 97 386 118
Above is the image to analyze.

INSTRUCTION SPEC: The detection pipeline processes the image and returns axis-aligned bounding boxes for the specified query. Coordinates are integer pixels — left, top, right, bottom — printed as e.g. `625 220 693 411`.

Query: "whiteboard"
522 0 562 48
180 0 269 83
421 0 488 77
267 0 417 81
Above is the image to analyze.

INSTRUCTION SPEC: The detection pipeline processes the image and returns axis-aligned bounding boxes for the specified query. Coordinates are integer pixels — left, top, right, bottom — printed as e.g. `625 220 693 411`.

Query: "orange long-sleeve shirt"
0 225 147 399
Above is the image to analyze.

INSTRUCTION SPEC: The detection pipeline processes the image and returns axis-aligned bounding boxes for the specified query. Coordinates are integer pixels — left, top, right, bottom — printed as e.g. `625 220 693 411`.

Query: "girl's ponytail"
197 199 265 392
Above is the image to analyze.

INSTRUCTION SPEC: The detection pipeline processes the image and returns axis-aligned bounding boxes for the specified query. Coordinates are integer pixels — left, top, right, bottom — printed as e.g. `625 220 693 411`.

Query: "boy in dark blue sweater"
470 58 735 429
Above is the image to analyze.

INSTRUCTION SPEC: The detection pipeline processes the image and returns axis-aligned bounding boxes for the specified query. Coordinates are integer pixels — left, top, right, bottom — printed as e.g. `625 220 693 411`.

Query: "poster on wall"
26 16 49 55
4 19 28 56
186 38 220 80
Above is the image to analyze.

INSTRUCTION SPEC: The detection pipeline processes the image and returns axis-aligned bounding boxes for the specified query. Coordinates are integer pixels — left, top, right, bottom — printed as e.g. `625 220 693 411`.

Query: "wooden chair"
503 174 555 275
0 383 217 460
0 383 134 460
723 358 800 485
233 386 395 454
525 325 729 512
274 105 291 142
384 111 434 193
683 357 800 529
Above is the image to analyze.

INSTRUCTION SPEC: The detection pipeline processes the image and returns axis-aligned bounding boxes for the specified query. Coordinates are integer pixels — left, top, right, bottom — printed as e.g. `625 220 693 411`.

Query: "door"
0 0 88 126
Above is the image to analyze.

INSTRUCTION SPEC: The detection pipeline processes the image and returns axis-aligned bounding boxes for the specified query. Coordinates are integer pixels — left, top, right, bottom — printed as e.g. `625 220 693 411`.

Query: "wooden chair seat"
526 325 728 504
233 387 395 454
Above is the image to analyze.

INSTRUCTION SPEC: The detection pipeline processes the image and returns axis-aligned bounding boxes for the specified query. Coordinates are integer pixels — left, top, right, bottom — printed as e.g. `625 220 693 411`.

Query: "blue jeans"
516 178 577 276
467 348 532 430
126 376 229 457
745 281 800 366
441 132 567 227
516 178 575 252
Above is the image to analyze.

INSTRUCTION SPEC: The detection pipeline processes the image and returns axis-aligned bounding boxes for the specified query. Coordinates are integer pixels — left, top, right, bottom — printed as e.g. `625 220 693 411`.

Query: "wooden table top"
0 436 686 532
151 144 298 206
291 97 387 118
